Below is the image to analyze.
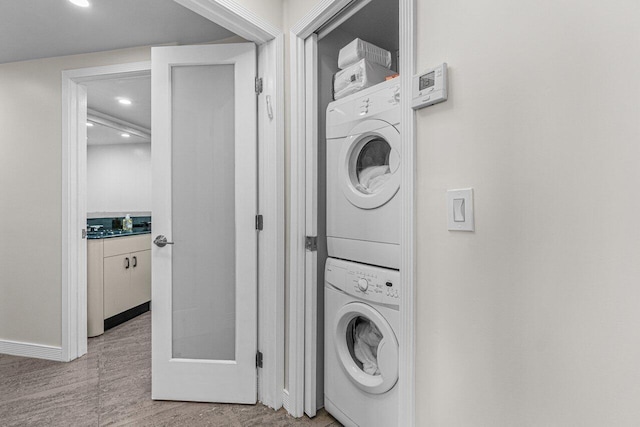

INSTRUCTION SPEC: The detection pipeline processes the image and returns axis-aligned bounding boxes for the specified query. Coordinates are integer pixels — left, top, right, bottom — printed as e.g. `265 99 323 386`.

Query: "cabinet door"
130 250 151 308
104 254 132 318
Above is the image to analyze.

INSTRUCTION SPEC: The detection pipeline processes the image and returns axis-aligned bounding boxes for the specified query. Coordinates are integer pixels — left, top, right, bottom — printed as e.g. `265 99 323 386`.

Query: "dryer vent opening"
354 138 392 194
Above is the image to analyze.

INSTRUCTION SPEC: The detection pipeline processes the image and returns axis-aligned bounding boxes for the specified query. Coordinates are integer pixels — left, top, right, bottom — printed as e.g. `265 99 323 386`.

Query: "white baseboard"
0 339 63 361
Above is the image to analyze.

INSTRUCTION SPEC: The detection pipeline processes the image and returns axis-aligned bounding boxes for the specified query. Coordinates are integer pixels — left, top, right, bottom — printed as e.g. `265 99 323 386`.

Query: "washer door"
334 302 399 394
339 120 400 210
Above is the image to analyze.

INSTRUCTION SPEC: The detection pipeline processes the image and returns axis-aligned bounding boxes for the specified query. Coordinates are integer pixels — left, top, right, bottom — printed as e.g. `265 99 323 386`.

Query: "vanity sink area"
87 216 152 337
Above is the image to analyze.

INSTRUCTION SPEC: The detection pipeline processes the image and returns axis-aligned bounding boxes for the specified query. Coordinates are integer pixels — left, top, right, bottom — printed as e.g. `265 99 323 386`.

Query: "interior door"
151 43 258 403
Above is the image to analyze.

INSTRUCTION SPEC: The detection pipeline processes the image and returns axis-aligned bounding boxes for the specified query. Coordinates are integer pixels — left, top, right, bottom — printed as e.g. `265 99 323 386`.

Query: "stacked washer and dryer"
324 63 402 426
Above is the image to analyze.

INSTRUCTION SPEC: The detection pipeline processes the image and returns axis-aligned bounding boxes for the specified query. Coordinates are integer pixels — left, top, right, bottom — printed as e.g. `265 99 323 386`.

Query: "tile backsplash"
87 216 151 231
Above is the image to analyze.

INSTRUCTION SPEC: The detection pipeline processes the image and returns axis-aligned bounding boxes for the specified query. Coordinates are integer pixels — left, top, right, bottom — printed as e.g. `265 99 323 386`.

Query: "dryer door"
339 120 400 210
334 302 399 394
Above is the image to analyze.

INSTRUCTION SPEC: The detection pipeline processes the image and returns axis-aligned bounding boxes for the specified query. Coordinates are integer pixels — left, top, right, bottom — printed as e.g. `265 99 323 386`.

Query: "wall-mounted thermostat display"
412 63 448 110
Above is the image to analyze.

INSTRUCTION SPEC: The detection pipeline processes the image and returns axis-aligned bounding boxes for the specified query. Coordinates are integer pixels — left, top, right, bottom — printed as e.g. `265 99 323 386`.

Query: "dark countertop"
87 230 151 240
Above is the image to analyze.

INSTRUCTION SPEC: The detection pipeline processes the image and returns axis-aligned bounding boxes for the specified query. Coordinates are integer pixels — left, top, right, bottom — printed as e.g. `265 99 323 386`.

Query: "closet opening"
300 0 400 423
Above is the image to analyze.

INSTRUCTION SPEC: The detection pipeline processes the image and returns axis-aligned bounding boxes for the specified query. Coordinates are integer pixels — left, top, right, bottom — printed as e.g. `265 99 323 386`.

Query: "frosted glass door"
171 64 236 361
151 43 257 404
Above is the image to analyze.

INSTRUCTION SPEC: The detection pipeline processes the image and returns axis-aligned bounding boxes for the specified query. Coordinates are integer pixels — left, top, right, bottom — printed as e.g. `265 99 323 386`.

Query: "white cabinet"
87 234 151 337
104 249 151 318
103 234 151 319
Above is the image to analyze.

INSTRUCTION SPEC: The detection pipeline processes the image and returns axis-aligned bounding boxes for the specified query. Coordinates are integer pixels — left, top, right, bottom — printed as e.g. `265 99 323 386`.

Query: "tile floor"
0 312 339 426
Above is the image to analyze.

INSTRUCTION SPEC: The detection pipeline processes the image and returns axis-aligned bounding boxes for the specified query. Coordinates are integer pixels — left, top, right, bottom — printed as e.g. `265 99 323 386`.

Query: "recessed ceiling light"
118 98 132 105
69 0 90 7
86 122 94 127
121 133 131 138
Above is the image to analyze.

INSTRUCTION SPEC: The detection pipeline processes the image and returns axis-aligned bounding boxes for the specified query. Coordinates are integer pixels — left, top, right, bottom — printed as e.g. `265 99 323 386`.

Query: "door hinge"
255 77 263 95
81 228 87 239
305 236 318 251
256 350 263 368
255 214 263 231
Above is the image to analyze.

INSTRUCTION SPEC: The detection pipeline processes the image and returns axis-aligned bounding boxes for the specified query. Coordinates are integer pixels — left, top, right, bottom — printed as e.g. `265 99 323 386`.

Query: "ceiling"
0 0 236 146
86 76 151 129
85 75 151 146
0 0 235 64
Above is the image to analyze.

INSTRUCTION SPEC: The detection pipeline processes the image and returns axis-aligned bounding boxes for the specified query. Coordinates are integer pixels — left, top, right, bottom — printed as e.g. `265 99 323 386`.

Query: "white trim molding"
303 33 319 417
288 30 308 418
398 0 416 425
0 340 63 361
62 61 152 363
61 72 82 363
289 0 353 39
175 0 280 42
257 34 286 411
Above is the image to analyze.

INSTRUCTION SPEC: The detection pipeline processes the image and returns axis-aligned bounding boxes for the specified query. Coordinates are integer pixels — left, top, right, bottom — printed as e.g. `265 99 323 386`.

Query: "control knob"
357 278 369 291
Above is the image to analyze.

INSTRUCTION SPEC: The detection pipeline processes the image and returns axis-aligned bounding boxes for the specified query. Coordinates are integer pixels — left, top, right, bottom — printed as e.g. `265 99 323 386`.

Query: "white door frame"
288 0 416 424
62 61 151 363
61 0 285 410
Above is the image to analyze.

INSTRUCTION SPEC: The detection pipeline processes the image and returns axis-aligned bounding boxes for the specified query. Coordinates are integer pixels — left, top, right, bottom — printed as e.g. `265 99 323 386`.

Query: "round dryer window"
340 120 400 210
334 302 399 394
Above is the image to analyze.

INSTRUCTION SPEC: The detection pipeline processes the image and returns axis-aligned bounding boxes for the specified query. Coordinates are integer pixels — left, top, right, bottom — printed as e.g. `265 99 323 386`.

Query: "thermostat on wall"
411 63 448 110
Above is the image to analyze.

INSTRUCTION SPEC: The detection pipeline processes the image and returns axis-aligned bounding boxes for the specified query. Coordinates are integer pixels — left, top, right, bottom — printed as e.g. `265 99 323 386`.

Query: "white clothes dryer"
326 78 401 269
324 257 400 427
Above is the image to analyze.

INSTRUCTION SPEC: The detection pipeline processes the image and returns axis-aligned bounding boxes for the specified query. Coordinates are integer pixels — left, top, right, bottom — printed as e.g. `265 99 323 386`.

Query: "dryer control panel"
325 257 400 307
326 78 401 139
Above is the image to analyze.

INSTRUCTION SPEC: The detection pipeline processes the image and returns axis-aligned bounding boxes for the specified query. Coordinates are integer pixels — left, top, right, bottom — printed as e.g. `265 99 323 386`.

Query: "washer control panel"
325 257 400 307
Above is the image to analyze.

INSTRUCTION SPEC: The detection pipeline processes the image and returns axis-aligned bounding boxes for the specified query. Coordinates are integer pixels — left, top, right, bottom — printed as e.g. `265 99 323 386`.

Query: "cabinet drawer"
103 234 151 257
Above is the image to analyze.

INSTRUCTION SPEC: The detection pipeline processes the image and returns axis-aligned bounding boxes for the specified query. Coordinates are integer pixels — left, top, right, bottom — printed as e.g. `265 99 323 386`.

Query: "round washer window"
333 302 399 394
346 316 384 376
354 138 392 195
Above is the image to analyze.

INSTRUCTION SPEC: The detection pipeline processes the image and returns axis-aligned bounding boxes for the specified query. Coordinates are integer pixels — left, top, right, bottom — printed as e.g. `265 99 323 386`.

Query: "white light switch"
447 188 474 231
453 198 465 222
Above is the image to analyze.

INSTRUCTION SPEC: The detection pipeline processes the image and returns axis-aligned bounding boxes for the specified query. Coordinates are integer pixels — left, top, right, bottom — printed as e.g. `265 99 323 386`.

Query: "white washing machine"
326 78 401 269
324 257 399 427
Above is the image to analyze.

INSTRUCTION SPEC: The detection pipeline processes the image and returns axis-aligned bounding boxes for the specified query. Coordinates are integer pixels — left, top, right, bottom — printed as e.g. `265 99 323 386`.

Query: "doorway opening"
299 0 400 418
62 61 153 362
84 73 152 338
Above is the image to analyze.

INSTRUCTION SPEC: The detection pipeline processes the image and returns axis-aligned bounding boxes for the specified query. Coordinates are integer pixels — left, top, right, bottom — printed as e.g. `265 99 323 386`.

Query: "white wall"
415 0 640 425
87 143 152 214
0 46 150 347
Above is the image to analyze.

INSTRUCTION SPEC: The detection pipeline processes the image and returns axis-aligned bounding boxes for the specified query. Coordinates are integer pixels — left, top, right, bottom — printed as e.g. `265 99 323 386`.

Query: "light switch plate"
447 188 474 231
